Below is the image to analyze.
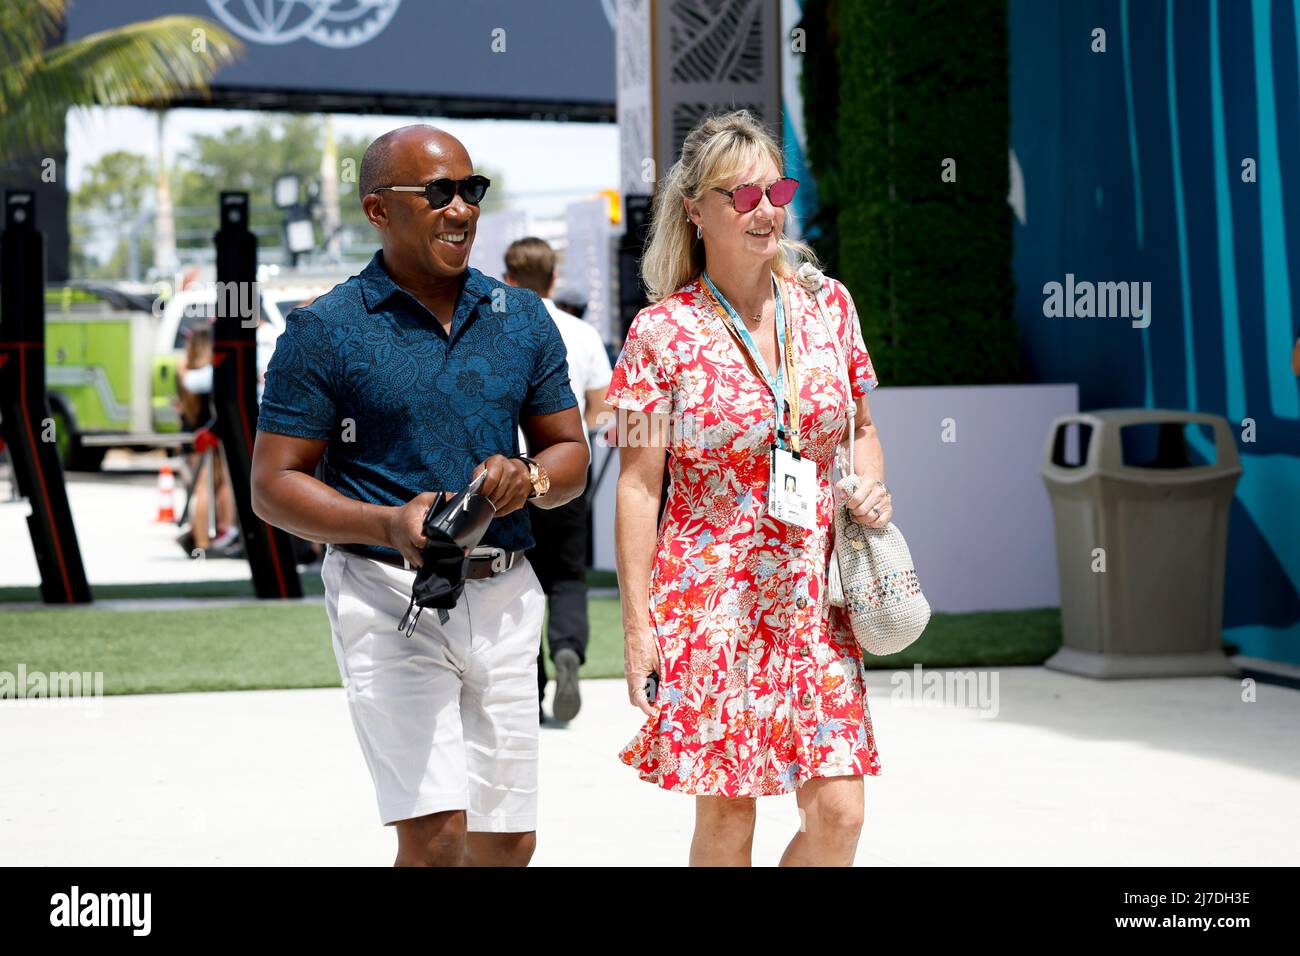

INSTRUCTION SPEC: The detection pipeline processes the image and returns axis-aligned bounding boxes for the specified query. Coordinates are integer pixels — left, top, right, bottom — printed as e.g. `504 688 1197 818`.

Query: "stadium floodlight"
285 218 316 255
273 174 301 210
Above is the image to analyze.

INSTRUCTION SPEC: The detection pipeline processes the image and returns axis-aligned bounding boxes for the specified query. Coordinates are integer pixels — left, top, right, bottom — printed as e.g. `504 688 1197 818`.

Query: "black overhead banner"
65 0 617 119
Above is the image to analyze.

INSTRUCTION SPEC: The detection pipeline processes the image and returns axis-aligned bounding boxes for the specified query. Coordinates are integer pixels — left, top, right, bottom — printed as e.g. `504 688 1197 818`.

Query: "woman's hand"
843 475 893 528
624 625 662 718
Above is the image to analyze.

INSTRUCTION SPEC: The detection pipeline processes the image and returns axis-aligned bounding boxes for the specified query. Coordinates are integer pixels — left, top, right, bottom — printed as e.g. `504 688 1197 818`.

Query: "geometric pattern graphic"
652 0 781 182
668 0 766 83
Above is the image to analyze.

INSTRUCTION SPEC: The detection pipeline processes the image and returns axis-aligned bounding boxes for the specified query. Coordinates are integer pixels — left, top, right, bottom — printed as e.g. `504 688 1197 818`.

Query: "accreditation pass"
768 443 817 531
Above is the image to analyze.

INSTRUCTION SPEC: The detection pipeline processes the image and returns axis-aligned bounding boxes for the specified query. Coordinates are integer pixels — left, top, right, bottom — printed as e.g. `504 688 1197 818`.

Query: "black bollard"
211 192 302 598
0 190 91 604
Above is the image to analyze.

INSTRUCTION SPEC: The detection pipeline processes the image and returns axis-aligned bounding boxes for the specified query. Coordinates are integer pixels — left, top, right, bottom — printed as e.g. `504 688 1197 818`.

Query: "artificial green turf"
0 593 1069 697
0 603 341 695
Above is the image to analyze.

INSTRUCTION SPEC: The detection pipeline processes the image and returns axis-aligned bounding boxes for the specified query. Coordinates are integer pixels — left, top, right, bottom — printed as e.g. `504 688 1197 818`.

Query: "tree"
70 150 154 278
67 113 513 272
0 0 240 161
74 150 153 212
173 116 506 256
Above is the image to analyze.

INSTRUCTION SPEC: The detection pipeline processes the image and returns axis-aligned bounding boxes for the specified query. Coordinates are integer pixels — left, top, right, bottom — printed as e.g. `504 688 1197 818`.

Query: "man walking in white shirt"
505 238 613 724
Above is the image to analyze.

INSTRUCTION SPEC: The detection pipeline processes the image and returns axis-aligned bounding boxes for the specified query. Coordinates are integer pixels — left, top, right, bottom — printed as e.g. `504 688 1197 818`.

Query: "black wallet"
424 471 496 548
396 472 497 638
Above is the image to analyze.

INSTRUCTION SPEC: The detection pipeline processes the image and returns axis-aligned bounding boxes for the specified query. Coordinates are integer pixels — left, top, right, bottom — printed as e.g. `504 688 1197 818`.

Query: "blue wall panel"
1010 0 1300 662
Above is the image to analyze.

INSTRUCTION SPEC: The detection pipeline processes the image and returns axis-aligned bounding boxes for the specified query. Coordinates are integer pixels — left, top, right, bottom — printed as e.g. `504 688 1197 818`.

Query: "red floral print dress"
606 271 883 797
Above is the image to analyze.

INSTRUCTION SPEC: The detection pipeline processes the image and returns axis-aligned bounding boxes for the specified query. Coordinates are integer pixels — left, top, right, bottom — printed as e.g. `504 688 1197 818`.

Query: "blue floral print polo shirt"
256 250 577 558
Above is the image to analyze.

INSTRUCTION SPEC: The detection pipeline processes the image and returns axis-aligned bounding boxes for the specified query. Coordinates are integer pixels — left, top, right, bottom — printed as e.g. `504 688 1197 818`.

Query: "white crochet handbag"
797 264 931 656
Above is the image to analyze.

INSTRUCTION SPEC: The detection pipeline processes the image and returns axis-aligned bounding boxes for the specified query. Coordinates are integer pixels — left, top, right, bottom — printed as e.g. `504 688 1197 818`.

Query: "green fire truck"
10 281 326 470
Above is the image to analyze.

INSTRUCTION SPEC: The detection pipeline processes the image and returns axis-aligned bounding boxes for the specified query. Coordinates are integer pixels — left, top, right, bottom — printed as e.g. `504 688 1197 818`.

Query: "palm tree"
0 0 242 160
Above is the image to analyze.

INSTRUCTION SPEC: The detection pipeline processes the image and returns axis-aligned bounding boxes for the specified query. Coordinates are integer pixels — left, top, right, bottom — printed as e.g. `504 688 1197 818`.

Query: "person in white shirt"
505 237 613 723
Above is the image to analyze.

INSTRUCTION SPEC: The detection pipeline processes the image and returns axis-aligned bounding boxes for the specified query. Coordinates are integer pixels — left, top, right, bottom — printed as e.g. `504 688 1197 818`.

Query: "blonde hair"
640 109 820 302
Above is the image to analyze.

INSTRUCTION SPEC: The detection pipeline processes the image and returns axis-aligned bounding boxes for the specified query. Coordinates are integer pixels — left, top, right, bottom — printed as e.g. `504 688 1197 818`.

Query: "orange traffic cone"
156 464 176 522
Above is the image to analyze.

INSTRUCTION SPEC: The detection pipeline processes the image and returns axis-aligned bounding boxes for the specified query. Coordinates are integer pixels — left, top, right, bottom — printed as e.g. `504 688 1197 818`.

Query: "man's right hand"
384 491 454 568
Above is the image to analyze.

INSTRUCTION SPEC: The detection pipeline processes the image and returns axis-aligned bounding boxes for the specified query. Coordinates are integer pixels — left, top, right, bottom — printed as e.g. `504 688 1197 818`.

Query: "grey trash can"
1040 408 1242 678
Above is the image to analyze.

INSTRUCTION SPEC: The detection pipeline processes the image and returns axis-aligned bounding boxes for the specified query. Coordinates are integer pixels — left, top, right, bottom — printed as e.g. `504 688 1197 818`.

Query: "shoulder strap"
807 277 850 394
803 274 856 472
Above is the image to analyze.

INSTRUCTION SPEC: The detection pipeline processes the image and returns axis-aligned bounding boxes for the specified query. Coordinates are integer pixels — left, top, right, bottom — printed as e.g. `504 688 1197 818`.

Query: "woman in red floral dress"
607 111 895 866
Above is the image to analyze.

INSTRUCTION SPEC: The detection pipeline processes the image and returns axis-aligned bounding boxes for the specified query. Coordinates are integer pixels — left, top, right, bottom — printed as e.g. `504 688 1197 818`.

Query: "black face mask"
397 476 496 638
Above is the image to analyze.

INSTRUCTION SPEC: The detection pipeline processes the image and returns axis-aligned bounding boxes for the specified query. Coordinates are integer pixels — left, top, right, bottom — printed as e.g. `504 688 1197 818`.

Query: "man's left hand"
472 454 533 517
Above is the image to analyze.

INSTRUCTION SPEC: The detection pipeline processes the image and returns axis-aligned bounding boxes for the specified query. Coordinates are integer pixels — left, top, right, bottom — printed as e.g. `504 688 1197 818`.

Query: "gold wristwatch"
515 454 550 499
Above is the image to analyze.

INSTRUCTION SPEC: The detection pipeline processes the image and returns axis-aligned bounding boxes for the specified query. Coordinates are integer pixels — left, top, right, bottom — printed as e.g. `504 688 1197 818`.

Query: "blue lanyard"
701 270 788 449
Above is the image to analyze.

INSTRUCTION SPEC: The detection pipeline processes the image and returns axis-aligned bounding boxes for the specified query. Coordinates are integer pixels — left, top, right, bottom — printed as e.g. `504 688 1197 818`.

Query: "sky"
64 105 622 220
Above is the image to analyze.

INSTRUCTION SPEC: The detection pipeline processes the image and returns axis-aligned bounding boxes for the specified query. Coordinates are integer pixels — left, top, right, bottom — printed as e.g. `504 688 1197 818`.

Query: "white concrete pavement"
1 667 1297 866
0 452 255 588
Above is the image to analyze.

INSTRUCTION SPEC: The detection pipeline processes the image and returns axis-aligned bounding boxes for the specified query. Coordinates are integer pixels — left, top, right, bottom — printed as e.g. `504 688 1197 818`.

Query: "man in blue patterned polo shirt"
251 125 588 867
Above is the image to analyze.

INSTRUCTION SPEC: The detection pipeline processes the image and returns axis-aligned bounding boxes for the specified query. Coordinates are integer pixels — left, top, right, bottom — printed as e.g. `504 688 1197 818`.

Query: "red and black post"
0 190 91 604
211 192 302 599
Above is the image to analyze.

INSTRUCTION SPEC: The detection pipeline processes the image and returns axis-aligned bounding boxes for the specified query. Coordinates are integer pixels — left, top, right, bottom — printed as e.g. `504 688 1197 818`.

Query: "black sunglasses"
371 174 491 210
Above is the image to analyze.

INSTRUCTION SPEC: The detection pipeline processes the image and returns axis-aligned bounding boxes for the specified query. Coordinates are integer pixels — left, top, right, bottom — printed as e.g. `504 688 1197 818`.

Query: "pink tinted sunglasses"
712 177 799 213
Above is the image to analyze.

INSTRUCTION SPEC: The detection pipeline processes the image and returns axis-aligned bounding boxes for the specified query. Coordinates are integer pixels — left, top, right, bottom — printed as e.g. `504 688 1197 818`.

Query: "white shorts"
321 543 545 831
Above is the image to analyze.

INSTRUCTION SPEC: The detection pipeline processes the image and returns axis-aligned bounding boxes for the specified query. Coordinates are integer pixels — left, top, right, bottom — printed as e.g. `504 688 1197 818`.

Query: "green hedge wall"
802 0 1021 386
